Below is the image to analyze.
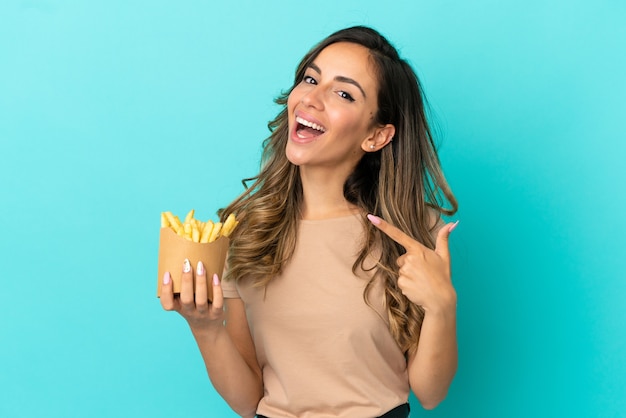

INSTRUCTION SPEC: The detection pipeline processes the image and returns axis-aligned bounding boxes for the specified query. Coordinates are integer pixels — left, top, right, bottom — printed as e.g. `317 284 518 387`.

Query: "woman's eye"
303 75 317 84
338 91 355 102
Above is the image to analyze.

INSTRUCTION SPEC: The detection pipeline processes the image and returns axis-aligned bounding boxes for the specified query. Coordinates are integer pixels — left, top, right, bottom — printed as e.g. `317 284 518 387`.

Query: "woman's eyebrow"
308 62 367 98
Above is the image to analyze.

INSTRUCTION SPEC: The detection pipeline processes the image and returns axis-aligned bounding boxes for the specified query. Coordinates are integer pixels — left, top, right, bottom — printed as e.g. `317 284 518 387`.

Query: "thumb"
435 220 459 260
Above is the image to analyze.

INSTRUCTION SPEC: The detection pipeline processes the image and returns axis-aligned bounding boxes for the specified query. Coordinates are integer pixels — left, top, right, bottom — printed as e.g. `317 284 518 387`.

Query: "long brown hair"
220 26 457 355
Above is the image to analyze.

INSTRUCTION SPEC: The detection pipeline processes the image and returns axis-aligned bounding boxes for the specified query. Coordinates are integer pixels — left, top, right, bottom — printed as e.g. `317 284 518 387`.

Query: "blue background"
1 1 625 417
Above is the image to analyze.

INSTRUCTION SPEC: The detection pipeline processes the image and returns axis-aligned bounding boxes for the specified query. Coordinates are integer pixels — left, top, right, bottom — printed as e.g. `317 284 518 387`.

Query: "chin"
285 150 305 167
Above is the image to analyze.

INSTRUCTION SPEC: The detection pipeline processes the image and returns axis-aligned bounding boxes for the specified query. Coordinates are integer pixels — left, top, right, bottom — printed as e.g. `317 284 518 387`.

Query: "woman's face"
286 42 383 173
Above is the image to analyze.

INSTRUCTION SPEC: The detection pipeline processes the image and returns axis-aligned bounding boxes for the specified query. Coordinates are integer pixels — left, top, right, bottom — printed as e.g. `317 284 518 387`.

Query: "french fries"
161 210 238 243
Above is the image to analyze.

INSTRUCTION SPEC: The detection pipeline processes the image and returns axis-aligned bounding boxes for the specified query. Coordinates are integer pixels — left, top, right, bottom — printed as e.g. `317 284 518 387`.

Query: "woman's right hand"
160 259 224 331
160 259 263 415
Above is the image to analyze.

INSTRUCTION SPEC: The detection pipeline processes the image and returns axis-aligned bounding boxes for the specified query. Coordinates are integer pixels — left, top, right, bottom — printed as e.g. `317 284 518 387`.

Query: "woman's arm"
367 214 459 409
161 260 263 417
407 299 457 409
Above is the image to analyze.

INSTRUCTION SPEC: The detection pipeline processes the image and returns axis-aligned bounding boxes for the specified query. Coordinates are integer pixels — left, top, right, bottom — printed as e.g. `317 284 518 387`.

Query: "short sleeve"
220 276 241 299
220 261 240 298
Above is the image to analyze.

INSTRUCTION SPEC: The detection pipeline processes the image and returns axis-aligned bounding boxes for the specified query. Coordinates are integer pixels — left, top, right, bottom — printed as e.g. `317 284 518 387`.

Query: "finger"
160 272 179 311
397 276 410 294
195 261 209 311
367 214 422 251
211 273 224 314
180 258 195 307
435 221 459 262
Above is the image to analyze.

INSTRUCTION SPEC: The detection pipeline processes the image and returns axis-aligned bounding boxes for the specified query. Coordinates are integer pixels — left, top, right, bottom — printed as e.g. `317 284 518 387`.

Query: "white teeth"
296 116 326 133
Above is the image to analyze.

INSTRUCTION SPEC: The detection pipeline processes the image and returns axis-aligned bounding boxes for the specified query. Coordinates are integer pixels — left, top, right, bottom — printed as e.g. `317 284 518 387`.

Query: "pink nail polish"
183 259 191 273
163 272 171 285
213 273 220 286
197 261 204 275
449 220 459 233
367 214 381 225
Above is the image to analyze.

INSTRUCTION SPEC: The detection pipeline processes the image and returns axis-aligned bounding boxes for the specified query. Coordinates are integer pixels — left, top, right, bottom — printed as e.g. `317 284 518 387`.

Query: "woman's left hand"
367 214 458 314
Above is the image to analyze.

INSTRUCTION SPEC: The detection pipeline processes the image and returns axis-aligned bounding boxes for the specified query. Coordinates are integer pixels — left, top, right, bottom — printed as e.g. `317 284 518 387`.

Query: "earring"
370 145 375 150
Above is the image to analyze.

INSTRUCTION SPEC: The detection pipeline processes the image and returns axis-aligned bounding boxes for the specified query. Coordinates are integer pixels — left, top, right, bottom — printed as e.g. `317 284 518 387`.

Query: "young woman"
160 26 459 418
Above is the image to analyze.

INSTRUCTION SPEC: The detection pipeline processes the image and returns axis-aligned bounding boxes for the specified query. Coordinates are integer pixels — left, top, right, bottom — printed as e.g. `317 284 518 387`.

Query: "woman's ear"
362 124 396 152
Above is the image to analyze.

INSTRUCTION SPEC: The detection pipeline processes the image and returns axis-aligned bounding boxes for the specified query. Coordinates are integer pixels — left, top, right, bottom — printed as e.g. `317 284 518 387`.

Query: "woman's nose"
300 87 324 109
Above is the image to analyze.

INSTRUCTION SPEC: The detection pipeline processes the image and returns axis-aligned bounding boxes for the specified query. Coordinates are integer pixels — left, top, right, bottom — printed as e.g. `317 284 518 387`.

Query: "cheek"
286 91 299 131
287 85 304 111
328 111 368 137
287 92 296 109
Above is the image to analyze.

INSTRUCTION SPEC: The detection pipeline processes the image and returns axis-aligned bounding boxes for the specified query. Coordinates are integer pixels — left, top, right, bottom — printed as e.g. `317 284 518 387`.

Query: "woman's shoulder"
426 206 445 240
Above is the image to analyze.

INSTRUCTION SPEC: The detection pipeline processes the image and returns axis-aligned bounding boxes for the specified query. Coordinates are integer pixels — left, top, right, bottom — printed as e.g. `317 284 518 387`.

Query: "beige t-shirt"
222 214 409 417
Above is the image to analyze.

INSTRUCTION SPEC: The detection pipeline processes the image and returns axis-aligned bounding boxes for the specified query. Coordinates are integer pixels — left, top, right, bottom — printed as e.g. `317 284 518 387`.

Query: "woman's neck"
298 166 360 220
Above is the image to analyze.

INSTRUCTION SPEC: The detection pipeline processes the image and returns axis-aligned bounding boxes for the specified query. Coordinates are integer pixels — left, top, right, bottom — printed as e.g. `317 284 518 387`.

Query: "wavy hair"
220 26 457 355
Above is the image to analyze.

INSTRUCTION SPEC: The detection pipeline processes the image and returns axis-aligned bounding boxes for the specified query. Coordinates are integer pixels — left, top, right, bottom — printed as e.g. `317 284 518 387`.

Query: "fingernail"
449 220 459 233
197 261 204 275
367 214 381 225
163 272 171 285
183 259 191 273
213 273 220 286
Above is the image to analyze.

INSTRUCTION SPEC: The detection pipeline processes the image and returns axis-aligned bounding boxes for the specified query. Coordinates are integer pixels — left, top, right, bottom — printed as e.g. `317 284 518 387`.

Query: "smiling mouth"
295 116 326 139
